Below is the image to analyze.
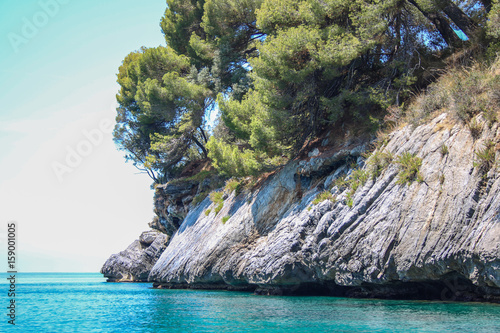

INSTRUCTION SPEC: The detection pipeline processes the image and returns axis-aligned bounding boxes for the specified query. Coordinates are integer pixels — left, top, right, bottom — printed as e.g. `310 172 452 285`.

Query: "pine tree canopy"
114 0 498 181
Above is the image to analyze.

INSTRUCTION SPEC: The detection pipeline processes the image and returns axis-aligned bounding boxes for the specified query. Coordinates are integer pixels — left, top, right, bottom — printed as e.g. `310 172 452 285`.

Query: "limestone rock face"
101 230 168 282
150 174 222 236
149 113 500 301
150 181 199 236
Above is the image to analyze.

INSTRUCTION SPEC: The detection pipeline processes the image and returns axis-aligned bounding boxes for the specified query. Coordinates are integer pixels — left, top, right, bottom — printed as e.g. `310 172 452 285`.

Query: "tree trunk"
407 0 463 48
440 0 478 39
192 136 208 158
199 127 208 143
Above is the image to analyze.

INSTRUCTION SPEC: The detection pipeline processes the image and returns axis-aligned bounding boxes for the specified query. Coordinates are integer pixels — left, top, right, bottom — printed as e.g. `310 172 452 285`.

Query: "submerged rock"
148 113 500 302
101 230 168 282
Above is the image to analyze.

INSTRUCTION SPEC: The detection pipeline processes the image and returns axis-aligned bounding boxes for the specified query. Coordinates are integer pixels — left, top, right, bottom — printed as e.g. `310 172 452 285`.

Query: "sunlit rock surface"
101 230 168 282
149 114 500 302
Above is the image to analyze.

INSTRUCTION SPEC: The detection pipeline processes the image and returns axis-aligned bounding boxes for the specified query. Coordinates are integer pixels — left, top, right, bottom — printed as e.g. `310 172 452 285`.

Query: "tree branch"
407 0 463 48
199 126 208 143
441 0 478 38
192 135 208 158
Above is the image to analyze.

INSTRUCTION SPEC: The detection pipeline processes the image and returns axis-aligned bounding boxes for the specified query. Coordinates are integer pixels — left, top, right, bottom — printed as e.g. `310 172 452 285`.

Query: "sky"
0 0 168 272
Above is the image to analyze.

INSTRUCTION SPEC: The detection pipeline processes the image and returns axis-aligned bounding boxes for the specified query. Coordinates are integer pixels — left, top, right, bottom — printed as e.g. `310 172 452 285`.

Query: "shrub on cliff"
312 191 336 205
406 55 500 125
207 137 263 177
209 191 224 215
396 152 423 185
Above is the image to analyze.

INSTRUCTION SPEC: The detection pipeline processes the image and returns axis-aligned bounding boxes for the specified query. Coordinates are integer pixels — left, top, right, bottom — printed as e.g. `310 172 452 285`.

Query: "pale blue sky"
0 0 168 272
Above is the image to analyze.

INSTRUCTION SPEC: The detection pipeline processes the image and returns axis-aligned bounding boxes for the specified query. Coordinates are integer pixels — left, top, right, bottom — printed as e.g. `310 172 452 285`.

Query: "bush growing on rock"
209 191 224 215
473 140 496 175
312 191 336 205
396 152 423 185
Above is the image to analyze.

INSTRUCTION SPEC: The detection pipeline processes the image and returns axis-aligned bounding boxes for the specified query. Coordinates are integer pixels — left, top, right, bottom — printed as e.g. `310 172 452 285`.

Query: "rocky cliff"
146 113 500 302
101 168 222 282
101 230 168 282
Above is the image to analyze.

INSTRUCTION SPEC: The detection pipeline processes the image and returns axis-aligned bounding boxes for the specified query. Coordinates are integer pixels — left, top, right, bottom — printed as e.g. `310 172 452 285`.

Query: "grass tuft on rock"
209 191 224 215
473 140 496 175
396 152 423 185
312 191 336 205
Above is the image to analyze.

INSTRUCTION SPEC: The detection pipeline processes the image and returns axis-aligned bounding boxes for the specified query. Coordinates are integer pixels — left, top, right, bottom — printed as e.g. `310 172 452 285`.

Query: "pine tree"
114 46 212 182
114 0 495 179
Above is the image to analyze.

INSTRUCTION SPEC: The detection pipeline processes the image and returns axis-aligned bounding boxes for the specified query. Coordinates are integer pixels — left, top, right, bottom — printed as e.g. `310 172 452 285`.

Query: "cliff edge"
147 113 500 302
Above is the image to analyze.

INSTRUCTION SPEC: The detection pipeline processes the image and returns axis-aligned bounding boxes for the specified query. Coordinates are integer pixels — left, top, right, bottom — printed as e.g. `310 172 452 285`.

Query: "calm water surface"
1 273 499 332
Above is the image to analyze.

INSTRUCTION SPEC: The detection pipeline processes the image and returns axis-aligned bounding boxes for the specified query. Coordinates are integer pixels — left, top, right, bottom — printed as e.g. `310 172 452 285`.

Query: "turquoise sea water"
1 273 500 332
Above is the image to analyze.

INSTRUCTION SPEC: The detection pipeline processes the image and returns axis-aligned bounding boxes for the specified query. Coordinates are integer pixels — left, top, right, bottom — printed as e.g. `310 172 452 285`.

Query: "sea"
1 273 500 332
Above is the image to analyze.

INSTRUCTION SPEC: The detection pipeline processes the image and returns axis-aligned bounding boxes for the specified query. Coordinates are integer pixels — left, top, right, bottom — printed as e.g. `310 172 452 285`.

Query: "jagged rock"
148 113 500 302
150 174 223 237
151 181 198 236
101 230 168 282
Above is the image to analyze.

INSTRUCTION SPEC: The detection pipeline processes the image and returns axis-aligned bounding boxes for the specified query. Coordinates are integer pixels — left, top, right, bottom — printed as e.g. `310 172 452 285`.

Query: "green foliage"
440 144 449 156
473 140 496 174
334 175 348 190
487 0 500 39
115 0 496 185
162 0 262 93
346 192 354 208
395 152 423 185
367 150 394 179
218 91 285 154
210 191 225 215
334 168 370 208
205 208 212 216
486 1 500 57
186 170 215 182
202 0 263 90
222 215 231 224
207 137 263 177
209 191 223 202
453 72 490 122
406 56 500 126
312 191 336 205
349 169 370 192
468 117 483 139
249 7 378 151
114 46 212 183
161 0 207 66
451 61 500 123
225 178 243 195
374 131 390 150
169 170 216 185
214 203 224 215
407 84 449 123
216 0 486 162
